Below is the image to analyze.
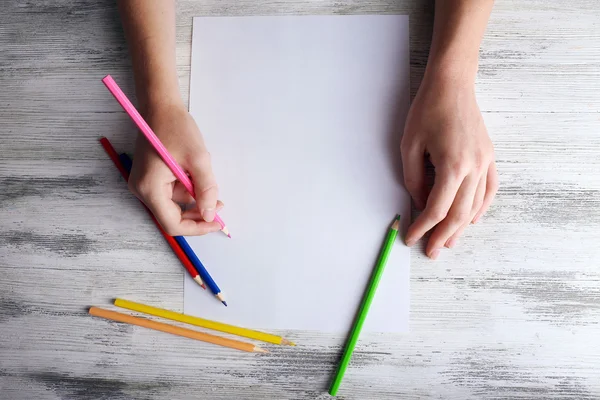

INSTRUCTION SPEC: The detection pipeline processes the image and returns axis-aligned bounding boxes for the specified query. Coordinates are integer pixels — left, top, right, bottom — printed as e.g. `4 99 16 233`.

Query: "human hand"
401 74 498 259
128 101 223 236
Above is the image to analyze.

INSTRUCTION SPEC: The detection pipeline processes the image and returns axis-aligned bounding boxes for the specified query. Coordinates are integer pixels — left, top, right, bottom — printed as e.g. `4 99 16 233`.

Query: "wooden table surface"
1 1 600 399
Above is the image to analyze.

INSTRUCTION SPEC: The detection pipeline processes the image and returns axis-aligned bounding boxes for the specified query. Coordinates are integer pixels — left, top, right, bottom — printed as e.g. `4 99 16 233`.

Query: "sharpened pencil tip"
227 233 231 238
220 226 231 238
395 214 401 221
222 301 228 307
193 276 206 290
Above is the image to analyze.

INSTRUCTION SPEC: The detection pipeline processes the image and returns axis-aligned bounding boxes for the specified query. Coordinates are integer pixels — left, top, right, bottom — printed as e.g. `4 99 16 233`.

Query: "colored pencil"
99 137 206 290
174 234 227 306
114 298 295 346
119 152 227 307
89 307 267 353
101 75 230 238
329 215 401 396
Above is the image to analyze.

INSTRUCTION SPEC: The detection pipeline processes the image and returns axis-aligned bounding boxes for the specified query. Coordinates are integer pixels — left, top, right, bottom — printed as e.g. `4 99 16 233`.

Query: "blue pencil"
174 236 226 306
119 153 227 307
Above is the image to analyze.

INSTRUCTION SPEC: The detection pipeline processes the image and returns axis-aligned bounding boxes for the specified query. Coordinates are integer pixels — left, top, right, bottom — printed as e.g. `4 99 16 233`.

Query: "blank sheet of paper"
185 15 410 333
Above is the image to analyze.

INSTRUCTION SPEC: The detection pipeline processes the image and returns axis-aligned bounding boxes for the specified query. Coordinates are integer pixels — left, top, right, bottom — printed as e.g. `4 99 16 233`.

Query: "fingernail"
405 238 416 247
429 249 440 260
446 238 457 249
202 208 215 222
472 214 481 224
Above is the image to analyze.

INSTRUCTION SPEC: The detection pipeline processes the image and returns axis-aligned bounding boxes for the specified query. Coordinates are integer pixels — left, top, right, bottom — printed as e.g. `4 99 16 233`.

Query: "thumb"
401 142 427 210
188 153 219 222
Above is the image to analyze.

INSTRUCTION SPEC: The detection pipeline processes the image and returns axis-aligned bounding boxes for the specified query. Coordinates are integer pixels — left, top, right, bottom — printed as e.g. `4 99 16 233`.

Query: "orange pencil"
89 307 267 353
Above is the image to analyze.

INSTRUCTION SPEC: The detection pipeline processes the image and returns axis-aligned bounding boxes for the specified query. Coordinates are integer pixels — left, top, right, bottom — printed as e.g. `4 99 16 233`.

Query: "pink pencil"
102 75 230 238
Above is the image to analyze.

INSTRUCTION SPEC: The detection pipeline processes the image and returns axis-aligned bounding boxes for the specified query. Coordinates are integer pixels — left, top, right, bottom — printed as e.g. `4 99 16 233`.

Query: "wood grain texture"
1 0 600 399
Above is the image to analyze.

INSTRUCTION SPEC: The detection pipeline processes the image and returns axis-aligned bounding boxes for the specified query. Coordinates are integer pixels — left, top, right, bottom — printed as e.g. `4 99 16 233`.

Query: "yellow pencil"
89 307 267 353
114 298 295 346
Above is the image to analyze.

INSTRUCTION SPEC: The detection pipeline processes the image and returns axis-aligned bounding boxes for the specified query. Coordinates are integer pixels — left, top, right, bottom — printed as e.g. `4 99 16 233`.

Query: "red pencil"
99 137 206 289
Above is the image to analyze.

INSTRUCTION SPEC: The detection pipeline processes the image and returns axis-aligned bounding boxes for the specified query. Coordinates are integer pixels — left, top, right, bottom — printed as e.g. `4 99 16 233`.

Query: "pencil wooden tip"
392 215 401 230
281 339 296 346
254 347 269 353
193 276 206 290
216 293 227 305
221 226 231 238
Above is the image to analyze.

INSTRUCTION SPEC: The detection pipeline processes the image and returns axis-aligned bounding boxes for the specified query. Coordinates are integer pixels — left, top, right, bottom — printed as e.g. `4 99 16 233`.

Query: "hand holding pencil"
100 138 207 291
104 78 226 238
103 145 229 306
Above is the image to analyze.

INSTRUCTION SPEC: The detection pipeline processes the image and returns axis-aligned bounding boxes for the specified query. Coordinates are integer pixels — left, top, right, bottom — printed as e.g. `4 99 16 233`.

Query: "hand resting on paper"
401 70 498 259
401 0 498 259
128 102 224 236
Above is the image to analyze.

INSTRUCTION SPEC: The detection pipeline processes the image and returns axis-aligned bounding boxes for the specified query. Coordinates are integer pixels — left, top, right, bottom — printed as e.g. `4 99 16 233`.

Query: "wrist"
137 84 184 116
131 60 182 114
144 95 187 120
423 56 478 89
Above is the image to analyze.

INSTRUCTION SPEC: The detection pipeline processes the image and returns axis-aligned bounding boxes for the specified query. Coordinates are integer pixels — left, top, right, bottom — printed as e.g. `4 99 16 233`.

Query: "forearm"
425 0 494 86
117 0 181 113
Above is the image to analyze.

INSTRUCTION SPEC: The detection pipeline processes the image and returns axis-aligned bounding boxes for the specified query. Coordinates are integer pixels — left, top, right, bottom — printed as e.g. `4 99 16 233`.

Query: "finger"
426 173 480 258
471 172 487 223
473 162 498 223
401 141 427 210
181 201 224 221
188 153 219 222
144 190 221 236
405 168 465 247
172 182 195 204
173 219 221 236
445 173 486 248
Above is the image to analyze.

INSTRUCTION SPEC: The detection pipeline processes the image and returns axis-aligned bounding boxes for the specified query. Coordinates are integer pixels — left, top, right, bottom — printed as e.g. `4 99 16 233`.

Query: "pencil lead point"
222 301 228 307
227 233 231 238
193 276 206 289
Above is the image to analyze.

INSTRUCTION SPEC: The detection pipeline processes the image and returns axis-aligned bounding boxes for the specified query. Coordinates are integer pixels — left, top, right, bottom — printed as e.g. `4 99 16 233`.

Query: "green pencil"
329 214 401 396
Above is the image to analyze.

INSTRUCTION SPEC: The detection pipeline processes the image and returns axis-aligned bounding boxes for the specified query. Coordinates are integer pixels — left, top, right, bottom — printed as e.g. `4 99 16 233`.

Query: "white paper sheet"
185 15 410 333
